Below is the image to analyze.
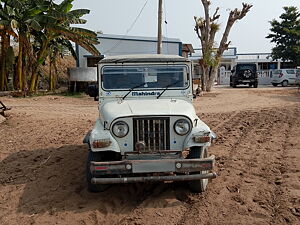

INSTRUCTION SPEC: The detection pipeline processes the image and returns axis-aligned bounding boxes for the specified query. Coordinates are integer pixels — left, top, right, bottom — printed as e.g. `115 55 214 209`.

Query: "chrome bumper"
90 155 216 184
92 173 217 184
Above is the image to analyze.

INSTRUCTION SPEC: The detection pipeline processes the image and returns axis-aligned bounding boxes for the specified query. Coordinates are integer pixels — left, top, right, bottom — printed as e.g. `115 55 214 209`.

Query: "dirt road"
0 87 299 225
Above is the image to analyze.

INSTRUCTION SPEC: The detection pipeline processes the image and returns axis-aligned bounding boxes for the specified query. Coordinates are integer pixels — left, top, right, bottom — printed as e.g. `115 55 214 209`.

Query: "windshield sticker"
132 91 161 96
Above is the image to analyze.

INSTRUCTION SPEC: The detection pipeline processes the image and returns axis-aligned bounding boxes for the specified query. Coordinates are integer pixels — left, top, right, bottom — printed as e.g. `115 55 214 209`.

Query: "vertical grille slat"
133 117 170 152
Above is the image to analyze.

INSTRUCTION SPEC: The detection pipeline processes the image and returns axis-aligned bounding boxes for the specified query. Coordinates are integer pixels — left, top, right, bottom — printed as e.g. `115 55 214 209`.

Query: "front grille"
133 117 170 152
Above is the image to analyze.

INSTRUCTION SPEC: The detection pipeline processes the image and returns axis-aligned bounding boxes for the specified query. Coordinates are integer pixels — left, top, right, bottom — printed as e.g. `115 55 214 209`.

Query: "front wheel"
187 146 209 193
253 82 258 88
282 80 288 87
232 80 237 88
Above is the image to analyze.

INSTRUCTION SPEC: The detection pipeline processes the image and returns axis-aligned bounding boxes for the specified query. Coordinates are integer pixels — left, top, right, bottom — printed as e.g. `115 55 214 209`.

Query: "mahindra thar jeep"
84 54 217 193
230 63 258 88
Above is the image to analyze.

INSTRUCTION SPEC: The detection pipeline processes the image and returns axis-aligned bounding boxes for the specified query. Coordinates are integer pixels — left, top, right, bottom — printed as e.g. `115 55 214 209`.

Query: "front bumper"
90 155 216 184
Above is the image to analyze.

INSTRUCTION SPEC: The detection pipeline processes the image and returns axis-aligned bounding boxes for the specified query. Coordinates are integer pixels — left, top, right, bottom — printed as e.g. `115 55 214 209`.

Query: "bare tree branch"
201 0 211 43
211 7 220 22
217 3 252 58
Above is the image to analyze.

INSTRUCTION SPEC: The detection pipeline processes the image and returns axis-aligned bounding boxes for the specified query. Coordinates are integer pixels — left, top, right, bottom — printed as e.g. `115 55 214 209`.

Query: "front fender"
88 119 121 153
184 123 216 148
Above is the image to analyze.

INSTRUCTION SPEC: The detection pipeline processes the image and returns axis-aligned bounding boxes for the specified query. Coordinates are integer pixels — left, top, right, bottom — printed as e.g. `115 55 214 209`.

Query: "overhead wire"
103 0 149 54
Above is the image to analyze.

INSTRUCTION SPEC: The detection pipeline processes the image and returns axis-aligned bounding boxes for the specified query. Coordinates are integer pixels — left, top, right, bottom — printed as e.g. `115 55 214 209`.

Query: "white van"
271 69 297 87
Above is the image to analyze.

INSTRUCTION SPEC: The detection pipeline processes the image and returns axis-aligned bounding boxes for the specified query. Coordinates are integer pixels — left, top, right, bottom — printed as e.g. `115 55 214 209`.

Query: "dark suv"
230 63 258 88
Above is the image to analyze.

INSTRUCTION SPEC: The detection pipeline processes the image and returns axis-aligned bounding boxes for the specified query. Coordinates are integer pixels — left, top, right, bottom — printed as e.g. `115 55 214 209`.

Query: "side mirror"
87 84 99 101
231 69 235 73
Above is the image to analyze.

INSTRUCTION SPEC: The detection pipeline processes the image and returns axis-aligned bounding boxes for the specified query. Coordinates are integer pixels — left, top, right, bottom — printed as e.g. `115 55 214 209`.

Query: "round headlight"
174 119 190 135
112 121 129 138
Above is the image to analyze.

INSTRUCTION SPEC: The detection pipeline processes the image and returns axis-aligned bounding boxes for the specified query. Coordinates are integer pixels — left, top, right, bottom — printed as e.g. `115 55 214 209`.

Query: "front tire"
282 80 288 87
253 82 258 88
232 80 237 88
272 83 278 87
187 146 209 193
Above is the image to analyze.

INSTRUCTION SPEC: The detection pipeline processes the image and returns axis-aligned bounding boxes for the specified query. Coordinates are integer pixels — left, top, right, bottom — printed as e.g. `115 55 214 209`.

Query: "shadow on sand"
0 145 189 216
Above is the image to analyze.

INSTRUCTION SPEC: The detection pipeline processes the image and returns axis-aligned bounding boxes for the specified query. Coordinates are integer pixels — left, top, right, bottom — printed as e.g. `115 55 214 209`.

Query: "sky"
68 0 300 53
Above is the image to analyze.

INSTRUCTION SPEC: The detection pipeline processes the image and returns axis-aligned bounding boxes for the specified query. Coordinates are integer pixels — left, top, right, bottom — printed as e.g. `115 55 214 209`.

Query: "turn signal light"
193 136 210 143
92 139 111 148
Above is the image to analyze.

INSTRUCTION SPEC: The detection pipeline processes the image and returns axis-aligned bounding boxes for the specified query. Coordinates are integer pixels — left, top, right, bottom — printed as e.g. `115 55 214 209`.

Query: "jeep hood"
100 99 196 125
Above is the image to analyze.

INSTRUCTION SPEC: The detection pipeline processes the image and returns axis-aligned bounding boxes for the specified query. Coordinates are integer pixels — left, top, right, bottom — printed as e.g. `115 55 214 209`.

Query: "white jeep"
84 54 217 193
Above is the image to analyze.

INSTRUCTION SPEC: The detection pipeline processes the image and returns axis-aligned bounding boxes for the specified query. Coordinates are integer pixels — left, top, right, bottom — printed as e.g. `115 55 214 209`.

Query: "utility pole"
157 0 163 54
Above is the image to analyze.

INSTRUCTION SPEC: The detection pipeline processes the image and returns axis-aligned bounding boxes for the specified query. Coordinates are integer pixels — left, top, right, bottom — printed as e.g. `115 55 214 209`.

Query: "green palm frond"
68 27 99 40
48 11 87 25
0 20 10 27
58 0 74 13
65 18 87 25
67 9 90 18
49 25 99 44
3 0 24 9
0 10 10 20
25 18 42 31
49 27 99 55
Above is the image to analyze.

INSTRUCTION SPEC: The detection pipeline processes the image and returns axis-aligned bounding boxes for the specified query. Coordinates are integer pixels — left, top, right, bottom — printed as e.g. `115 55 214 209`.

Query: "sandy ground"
0 86 299 225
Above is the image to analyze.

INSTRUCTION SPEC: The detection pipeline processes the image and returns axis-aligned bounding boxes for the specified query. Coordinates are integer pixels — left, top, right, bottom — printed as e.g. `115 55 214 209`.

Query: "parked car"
230 63 258 88
296 69 300 85
85 54 217 193
271 69 297 87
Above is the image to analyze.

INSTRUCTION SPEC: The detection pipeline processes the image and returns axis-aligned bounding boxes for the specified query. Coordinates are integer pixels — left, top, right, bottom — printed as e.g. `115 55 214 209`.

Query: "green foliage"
266 6 300 66
0 0 100 92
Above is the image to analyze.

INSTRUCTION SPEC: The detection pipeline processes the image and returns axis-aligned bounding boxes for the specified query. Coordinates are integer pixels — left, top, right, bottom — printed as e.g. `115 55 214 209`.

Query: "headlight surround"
174 119 191 135
112 121 129 138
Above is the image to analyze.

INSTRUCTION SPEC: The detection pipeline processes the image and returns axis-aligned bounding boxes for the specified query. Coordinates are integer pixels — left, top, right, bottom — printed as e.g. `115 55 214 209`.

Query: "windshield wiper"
157 80 181 99
122 82 146 100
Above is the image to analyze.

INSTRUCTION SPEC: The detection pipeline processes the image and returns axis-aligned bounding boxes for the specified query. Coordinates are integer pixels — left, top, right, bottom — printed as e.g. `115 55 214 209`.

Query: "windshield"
101 65 189 90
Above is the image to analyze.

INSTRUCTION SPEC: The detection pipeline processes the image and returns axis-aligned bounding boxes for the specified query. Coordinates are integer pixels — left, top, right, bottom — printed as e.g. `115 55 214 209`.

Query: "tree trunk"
16 36 23 91
206 66 218 92
0 34 5 91
53 57 58 90
29 41 49 92
49 58 53 91
201 65 208 91
0 34 10 91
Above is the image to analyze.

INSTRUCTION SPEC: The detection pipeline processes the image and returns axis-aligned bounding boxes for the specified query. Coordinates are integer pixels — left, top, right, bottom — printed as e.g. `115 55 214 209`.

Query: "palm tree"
28 0 100 92
0 2 17 91
0 0 51 91
0 0 100 92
